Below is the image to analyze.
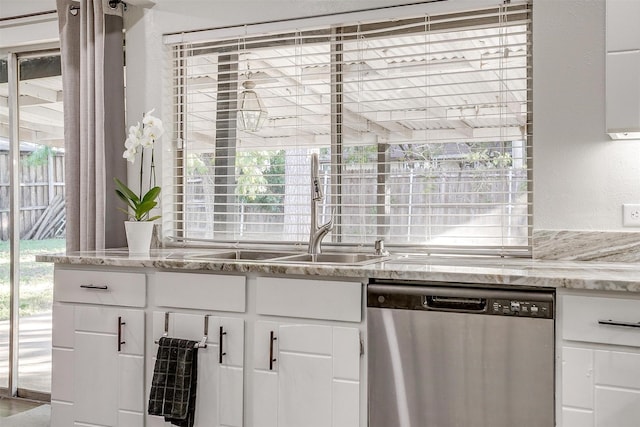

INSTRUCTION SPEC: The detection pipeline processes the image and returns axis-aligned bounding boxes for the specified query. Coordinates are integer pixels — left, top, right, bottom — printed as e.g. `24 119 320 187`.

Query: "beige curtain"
57 0 127 251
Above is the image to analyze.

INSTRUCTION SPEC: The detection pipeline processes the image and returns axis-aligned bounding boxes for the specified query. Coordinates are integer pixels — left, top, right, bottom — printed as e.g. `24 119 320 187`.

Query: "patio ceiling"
0 58 65 149
183 23 529 151
0 21 529 153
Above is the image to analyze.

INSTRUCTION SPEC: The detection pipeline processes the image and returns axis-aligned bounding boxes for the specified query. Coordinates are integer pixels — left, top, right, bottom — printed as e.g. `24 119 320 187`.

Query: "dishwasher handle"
424 295 487 313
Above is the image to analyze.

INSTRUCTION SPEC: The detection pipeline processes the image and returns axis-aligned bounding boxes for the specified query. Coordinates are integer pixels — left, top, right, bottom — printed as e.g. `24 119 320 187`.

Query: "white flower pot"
125 221 155 254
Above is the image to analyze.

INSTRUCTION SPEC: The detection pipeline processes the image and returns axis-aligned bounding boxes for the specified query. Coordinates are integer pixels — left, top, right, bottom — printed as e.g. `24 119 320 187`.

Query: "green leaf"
134 200 157 219
141 186 161 204
113 177 140 204
116 207 134 220
113 178 160 221
115 189 137 211
147 215 161 222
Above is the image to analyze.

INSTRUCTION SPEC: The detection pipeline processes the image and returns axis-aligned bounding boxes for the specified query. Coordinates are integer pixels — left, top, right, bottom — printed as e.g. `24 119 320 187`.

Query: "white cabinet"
252 322 361 427
148 271 247 427
51 302 145 427
252 276 364 427
606 0 640 138
606 0 640 52
147 312 245 427
255 276 362 322
51 266 365 427
560 293 640 427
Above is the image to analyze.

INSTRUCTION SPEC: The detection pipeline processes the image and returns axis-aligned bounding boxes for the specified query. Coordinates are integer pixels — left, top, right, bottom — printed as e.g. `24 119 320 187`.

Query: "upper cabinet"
606 0 640 52
606 0 640 139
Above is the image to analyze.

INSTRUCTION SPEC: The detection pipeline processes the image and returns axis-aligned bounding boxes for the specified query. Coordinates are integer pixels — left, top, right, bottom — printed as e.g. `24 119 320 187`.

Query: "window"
166 1 532 255
1 50 64 399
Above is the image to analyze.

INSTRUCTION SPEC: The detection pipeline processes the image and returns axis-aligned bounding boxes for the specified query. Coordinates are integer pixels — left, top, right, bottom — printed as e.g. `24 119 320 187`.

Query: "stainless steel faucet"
308 153 334 255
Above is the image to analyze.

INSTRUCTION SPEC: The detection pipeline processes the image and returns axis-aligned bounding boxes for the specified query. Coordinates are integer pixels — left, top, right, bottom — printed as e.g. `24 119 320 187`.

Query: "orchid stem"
139 147 144 198
150 148 156 188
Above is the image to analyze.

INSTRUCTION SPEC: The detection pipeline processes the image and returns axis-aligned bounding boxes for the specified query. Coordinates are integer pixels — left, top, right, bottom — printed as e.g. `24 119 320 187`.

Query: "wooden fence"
183 166 529 246
0 152 65 241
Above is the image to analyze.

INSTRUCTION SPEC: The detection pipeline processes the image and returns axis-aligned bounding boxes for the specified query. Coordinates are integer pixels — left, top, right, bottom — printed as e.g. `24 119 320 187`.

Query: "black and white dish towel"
148 337 199 427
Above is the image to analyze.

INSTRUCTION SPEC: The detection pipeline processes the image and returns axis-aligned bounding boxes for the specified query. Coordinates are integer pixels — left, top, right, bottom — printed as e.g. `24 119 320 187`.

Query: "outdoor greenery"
0 238 64 321
22 145 54 167
237 150 285 212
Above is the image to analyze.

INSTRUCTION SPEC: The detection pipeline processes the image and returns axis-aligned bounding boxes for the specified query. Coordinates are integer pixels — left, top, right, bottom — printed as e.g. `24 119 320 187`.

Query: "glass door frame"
1 44 59 401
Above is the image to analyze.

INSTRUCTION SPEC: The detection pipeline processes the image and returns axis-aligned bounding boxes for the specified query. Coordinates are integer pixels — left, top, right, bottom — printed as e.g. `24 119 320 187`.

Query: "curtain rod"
164 0 447 38
0 10 56 22
70 0 125 15
0 0 125 21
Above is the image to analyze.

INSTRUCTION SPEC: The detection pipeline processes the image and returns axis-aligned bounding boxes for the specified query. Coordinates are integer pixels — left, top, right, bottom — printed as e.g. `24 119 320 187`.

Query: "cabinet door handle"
598 319 640 328
117 316 126 352
80 284 108 290
219 326 227 364
269 330 277 371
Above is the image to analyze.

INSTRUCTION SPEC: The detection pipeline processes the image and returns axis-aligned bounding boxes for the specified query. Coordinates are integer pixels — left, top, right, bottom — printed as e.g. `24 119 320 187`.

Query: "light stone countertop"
36 248 640 293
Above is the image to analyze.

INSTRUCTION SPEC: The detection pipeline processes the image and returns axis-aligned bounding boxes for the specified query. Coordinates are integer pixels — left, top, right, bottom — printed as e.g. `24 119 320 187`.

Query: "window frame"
166 1 533 257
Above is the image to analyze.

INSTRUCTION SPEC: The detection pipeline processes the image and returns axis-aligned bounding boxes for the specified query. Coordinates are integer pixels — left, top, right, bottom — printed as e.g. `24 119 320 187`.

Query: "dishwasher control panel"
490 299 553 318
367 283 554 320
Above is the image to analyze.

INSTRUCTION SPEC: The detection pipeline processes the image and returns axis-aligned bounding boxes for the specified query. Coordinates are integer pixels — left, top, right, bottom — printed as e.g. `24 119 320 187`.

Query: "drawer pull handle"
269 330 277 371
118 316 126 352
219 326 227 364
598 319 640 329
80 284 108 290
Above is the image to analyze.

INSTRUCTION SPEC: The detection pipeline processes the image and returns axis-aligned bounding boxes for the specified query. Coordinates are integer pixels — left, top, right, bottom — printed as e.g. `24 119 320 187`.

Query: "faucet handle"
374 239 390 256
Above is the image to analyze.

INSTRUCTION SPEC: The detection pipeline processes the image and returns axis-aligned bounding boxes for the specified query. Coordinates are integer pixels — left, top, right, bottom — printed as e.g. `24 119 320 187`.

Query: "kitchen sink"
166 250 295 261
277 252 390 265
167 250 389 265
189 250 297 261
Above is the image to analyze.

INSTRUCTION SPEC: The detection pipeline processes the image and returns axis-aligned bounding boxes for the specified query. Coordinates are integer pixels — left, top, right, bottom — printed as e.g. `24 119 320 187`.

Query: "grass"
0 238 65 321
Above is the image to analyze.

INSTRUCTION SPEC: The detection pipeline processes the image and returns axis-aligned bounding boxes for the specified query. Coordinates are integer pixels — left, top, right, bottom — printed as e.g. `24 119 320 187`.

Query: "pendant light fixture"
238 74 268 132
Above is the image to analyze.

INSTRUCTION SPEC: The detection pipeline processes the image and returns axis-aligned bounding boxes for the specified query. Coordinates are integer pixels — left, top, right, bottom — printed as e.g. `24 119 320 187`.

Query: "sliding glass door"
0 49 63 398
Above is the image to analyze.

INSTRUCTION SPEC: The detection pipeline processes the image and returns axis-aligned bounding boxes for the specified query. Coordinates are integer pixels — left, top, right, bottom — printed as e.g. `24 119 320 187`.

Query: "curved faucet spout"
308 153 333 254
309 210 334 255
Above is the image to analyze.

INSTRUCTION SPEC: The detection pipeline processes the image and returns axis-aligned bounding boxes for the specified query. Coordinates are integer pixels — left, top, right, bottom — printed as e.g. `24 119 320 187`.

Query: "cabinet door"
594 350 640 427
51 304 144 427
606 0 640 52
148 312 244 427
562 346 640 427
51 303 144 427
51 303 75 426
253 322 361 427
74 306 144 426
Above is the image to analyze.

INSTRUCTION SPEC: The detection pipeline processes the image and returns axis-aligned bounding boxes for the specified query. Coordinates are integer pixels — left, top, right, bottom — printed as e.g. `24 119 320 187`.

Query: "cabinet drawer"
54 268 146 307
562 295 640 347
256 277 362 322
154 272 246 312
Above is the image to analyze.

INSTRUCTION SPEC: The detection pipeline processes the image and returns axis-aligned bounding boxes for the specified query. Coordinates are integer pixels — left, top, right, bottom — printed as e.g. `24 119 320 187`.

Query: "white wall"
533 0 640 230
0 0 58 49
9 0 636 232
0 0 56 18
127 0 637 232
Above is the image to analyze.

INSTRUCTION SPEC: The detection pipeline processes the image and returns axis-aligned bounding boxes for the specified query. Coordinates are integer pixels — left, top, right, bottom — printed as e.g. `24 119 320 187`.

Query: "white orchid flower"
123 145 137 163
143 109 164 130
117 107 163 222
140 134 154 148
142 125 164 146
127 122 143 147
124 136 138 150
142 110 165 140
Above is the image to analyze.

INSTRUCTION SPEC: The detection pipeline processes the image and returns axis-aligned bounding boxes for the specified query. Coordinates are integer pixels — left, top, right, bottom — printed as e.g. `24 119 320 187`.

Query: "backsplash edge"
533 230 640 262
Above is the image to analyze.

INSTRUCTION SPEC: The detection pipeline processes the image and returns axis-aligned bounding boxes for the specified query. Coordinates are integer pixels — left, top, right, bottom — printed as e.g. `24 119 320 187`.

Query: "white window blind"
166 2 532 255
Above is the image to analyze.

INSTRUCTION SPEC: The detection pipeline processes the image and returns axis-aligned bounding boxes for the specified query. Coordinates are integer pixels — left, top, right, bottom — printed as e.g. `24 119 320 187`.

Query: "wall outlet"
623 204 640 226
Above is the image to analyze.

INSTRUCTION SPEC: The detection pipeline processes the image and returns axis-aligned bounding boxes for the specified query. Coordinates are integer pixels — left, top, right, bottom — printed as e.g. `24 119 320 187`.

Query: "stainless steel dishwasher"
367 282 555 427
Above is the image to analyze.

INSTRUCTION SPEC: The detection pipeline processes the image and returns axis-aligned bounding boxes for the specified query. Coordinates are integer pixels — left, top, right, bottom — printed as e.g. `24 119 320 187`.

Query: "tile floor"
0 397 50 426
0 313 53 393
0 396 43 417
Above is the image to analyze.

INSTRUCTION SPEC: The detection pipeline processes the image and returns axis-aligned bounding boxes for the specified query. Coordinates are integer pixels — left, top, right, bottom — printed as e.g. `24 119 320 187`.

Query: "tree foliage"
23 145 54 167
